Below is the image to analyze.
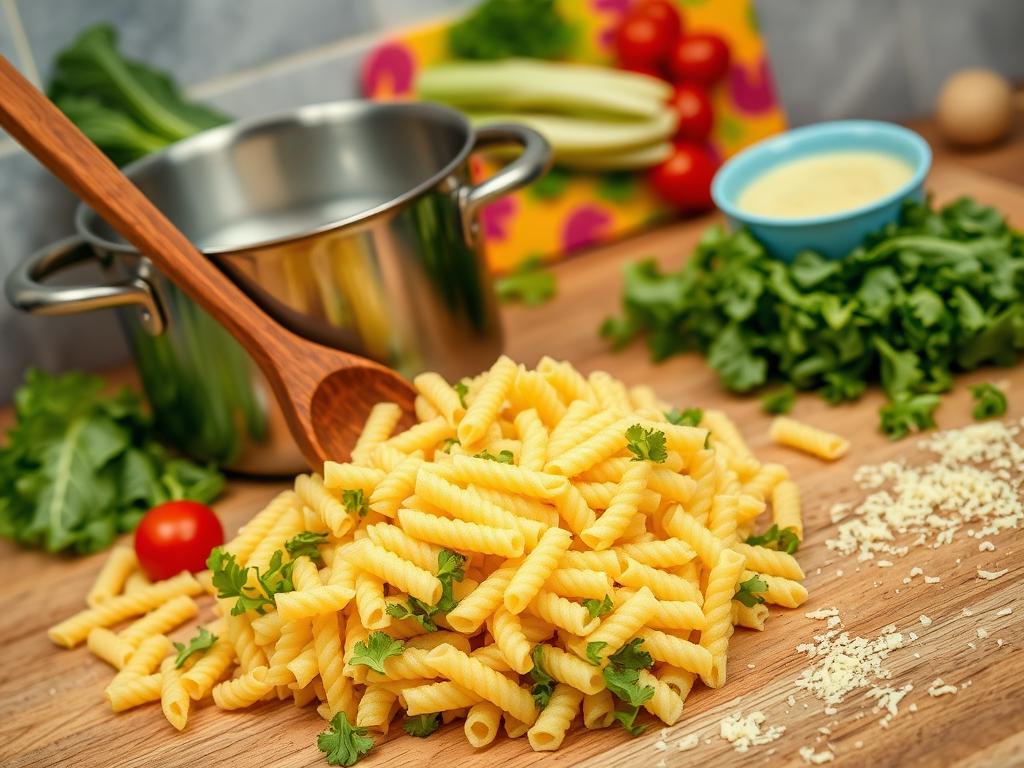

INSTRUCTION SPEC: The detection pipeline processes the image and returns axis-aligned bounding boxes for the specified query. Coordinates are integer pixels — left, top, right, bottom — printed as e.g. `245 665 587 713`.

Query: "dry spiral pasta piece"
588 371 632 412
616 557 703 604
295 472 353 538
514 409 549 472
707 493 739 544
584 585 657 662
106 672 163 712
528 590 600 637
638 628 713 678
699 548 747 688
448 454 569 500
348 539 441 605
424 644 537 725
446 559 521 634
527 683 583 751
351 402 403 463
701 409 756 465
560 549 621 577
743 569 808 608
742 462 790 501
489 607 534 675
646 600 706 631
537 356 594 405
414 372 465 427
581 460 652 551
223 490 297 563
49 572 201 648
505 527 573 614
662 506 723 568
159 657 190 731
458 355 517 446
368 453 424 518
87 627 132 669
732 601 769 631
732 542 804 580
553 484 597 536
544 417 633 477
397 508 525 558
465 701 503 747
181 633 236 699
356 685 400 733
274 584 356 621
212 666 274 710
770 416 850 460
363 522 441 573
583 689 616 729
246 505 304 572
510 368 567 428
86 546 138 607
616 538 697 569
402 680 481 715
683 448 718 526
638 669 685 725
771 479 803 539
534 643 603 694
544 567 613 600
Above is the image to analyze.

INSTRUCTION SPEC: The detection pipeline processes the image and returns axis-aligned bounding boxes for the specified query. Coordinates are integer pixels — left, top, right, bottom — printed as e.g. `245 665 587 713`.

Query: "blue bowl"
711 120 932 261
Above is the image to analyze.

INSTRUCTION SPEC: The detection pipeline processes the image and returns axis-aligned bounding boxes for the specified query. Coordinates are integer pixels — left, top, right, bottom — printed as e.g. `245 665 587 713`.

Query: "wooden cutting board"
1 162 1022 768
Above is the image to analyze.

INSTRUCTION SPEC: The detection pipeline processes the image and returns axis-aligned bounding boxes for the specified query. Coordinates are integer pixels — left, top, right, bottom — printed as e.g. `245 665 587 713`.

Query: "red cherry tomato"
615 13 676 68
649 142 718 212
629 1 683 48
668 33 731 85
668 82 714 141
134 500 224 581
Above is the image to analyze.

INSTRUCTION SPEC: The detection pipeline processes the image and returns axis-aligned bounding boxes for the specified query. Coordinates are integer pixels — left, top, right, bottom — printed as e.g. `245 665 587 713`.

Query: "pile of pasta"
49 355 809 758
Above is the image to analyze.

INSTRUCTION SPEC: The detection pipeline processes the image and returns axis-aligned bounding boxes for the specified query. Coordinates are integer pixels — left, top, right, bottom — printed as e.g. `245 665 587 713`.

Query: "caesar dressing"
736 150 914 219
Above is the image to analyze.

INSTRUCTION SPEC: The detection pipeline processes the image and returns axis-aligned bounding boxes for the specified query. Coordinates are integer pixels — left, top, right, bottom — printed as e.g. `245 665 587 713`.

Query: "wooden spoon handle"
0 55 302 373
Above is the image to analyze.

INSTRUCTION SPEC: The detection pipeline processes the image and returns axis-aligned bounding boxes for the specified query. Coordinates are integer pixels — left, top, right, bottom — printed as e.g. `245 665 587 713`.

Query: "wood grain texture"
0 55 415 467
1 159 1023 768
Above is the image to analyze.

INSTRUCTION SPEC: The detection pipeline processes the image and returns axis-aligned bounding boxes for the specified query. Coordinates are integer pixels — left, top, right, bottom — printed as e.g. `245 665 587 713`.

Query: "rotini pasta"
770 416 850 460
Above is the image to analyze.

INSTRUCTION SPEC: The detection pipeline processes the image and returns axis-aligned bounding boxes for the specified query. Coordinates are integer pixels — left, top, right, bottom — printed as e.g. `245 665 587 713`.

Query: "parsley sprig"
386 549 466 630
529 644 556 708
317 712 373 766
285 531 328 563
403 713 441 738
583 595 613 620
745 524 800 554
761 384 796 415
625 424 668 463
598 638 656 736
453 381 469 408
474 449 514 464
348 632 404 675
971 382 1007 420
172 627 217 669
734 575 769 607
665 407 702 427
341 489 368 518
206 547 295 615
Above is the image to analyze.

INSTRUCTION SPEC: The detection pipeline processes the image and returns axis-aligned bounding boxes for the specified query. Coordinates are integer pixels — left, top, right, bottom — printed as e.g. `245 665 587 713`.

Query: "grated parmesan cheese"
676 734 699 751
995 607 1013 617
919 615 933 627
924 576 940 584
979 541 996 552
978 567 1009 581
927 678 958 697
977 628 989 639
799 746 835 764
826 421 1024 562
718 711 785 753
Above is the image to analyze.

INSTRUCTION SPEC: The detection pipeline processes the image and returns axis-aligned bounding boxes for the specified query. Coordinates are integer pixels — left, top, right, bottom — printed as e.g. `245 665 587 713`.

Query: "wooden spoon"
0 56 415 468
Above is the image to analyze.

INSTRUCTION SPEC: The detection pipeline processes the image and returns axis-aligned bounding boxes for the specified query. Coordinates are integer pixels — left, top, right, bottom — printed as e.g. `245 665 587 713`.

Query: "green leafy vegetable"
448 0 574 61
172 627 217 669
403 713 441 738
206 547 294 615
745 524 800 554
495 257 557 306
612 704 647 736
603 197 1024 437
435 549 467 612
474 449 514 464
602 666 654 708
733 575 768 608
0 369 223 555
666 407 703 426
386 598 439 632
285 531 328 563
48 25 229 166
625 424 668 463
348 632 405 675
608 638 654 671
317 712 374 766
342 489 368 518
586 641 608 666
879 393 942 440
970 382 1007 420
439 437 461 453
529 644 556 708
583 595 614 620
453 381 469 408
761 385 796 415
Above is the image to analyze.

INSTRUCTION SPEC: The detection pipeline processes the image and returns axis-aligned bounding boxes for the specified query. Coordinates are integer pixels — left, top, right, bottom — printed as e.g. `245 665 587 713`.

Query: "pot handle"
459 123 552 246
4 235 165 335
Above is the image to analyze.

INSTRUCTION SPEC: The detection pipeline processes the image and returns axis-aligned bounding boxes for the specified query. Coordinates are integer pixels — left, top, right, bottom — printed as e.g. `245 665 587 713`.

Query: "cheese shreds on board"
799 746 836 764
977 567 1009 581
677 734 700 751
927 678 959 697
717 711 785 753
795 610 906 706
826 420 1024 561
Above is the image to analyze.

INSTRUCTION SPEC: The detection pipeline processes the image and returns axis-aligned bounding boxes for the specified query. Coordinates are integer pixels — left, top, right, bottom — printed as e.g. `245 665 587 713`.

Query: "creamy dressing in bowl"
736 151 915 219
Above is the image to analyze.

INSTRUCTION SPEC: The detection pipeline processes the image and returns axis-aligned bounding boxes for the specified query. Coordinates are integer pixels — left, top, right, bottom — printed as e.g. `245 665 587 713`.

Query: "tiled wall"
1 0 1023 402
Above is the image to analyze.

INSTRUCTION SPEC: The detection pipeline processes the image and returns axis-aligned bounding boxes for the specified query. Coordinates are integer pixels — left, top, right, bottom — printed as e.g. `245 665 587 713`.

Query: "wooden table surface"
2 149 1024 768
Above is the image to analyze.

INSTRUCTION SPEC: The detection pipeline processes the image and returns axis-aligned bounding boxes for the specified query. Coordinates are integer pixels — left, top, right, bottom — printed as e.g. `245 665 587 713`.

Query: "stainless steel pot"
5 101 550 474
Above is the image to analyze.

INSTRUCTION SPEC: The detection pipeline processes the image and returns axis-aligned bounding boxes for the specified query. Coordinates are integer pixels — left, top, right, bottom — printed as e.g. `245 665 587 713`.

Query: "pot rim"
75 100 476 256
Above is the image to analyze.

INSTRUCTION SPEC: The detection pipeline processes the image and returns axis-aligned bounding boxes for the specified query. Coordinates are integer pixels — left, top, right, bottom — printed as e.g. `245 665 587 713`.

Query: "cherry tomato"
649 142 718 212
629 1 683 48
668 33 731 85
134 500 224 581
614 13 676 68
668 82 714 141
